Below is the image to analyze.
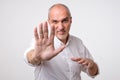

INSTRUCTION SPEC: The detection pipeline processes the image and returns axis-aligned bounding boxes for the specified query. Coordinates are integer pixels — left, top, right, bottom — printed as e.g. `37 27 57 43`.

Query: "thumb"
53 45 65 55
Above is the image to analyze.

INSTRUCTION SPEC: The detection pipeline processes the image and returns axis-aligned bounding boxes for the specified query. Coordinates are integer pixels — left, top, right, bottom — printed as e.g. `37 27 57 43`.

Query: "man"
24 3 99 80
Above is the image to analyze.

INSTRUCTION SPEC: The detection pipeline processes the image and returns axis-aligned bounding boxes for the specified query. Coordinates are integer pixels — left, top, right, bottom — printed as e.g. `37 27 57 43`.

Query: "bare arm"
26 21 65 65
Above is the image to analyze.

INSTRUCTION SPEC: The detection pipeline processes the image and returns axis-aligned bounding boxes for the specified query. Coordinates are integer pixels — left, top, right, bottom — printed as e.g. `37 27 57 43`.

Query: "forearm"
27 49 41 65
88 62 99 76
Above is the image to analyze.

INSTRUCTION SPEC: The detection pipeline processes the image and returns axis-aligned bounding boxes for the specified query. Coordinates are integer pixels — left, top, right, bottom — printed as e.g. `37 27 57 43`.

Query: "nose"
58 22 64 30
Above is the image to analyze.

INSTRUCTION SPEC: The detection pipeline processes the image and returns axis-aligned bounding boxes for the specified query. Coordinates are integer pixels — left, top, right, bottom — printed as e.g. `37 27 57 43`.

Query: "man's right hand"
27 21 65 65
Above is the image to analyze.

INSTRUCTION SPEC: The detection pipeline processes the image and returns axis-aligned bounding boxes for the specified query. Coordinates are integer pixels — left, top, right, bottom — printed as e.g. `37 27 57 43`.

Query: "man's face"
48 6 72 43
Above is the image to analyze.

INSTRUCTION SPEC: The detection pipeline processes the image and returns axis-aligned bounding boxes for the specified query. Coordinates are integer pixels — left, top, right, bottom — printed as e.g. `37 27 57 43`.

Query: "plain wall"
0 0 120 80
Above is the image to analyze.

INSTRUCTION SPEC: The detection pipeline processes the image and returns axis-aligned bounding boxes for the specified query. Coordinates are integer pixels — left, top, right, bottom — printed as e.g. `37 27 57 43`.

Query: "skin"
48 5 72 44
27 4 98 76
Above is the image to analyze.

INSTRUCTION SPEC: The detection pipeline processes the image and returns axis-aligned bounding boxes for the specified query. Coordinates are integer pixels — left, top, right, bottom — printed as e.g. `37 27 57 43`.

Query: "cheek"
49 23 54 27
65 24 71 31
49 23 57 31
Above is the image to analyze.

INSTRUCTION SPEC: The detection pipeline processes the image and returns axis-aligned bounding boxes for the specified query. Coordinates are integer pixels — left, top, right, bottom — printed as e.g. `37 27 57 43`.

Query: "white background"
0 0 120 80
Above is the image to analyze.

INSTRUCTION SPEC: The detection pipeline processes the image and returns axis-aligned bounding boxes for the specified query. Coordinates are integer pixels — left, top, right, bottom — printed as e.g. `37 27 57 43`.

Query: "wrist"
27 49 41 65
88 62 98 76
31 53 41 65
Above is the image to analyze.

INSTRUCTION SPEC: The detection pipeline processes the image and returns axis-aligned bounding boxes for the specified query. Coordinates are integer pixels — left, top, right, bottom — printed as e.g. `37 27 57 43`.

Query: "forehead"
49 5 70 20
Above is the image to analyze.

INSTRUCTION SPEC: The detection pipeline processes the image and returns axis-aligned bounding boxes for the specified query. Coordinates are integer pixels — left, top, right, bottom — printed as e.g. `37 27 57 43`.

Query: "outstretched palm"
33 21 65 61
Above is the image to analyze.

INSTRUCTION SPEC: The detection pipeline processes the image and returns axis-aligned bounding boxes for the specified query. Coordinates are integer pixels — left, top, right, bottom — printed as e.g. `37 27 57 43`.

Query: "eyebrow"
52 17 70 21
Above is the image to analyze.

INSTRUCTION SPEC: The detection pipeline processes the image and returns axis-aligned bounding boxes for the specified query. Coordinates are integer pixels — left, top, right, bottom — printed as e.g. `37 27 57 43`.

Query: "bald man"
24 3 99 80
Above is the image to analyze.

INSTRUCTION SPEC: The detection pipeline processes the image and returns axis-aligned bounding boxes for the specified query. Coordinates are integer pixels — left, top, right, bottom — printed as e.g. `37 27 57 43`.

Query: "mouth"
57 31 66 35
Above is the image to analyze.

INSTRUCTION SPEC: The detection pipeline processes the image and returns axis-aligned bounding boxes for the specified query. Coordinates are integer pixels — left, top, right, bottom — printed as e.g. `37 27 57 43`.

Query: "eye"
52 20 58 24
62 18 69 23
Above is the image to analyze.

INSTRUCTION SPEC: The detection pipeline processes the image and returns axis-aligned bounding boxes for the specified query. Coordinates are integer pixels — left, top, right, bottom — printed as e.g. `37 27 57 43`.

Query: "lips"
57 31 66 35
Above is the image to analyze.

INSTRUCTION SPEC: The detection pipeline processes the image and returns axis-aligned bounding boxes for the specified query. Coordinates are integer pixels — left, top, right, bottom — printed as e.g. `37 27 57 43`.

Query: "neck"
60 35 69 44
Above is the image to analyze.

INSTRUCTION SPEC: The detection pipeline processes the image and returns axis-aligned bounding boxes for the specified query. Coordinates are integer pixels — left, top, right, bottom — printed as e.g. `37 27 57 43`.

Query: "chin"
57 34 68 41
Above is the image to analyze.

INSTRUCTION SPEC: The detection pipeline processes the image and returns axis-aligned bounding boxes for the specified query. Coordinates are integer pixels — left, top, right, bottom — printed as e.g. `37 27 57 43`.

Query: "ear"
70 17 72 23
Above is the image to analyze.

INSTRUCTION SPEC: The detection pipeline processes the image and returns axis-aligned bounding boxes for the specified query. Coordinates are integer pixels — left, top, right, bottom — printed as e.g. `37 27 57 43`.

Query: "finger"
38 23 44 39
71 57 81 62
78 59 86 64
53 45 65 56
50 25 55 41
88 60 94 68
82 61 88 65
34 26 39 40
43 21 48 39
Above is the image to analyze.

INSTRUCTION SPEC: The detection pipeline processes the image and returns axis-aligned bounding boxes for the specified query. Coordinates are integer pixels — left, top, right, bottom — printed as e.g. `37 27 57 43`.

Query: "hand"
71 57 94 69
33 21 65 61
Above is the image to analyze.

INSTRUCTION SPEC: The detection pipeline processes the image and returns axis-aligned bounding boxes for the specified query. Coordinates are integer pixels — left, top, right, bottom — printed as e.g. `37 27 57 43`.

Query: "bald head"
48 3 71 19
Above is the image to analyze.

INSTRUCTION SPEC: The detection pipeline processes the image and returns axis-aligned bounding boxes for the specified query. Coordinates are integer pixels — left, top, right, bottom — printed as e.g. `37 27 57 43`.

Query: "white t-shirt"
24 35 97 80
